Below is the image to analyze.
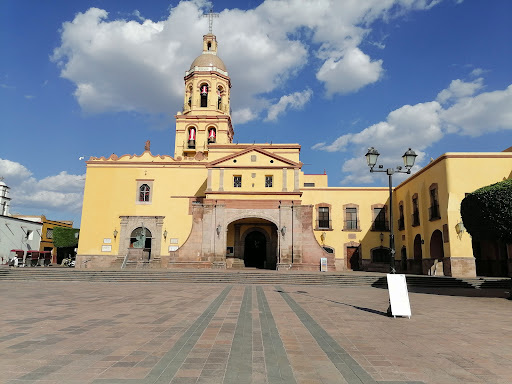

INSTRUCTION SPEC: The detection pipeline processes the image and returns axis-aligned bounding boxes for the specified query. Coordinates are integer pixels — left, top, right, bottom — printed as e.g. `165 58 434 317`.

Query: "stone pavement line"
92 285 233 384
275 287 424 384
223 286 252 383
257 286 297 384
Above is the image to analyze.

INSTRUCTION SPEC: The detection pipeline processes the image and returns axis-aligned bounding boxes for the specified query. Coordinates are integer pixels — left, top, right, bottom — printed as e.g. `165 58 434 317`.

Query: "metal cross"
203 8 219 34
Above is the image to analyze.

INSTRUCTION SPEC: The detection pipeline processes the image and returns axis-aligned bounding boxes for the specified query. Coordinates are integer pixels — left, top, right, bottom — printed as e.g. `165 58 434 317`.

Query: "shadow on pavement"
280 289 389 317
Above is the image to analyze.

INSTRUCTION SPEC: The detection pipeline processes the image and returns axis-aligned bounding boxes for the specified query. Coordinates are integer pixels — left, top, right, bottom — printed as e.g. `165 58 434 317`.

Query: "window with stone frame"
371 206 388 231
429 183 441 220
343 205 359 230
318 207 330 229
136 180 153 204
139 184 150 202
233 175 242 188
412 194 420 226
265 175 273 188
398 202 405 230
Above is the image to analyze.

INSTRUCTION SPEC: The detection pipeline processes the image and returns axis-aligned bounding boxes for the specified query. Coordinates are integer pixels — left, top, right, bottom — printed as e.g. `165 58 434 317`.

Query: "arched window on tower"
139 184 150 202
217 86 223 109
207 42 212 51
200 84 208 107
188 127 196 148
208 127 216 144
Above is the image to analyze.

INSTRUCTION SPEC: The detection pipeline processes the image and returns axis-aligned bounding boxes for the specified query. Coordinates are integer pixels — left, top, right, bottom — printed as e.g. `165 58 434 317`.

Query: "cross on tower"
203 8 219 34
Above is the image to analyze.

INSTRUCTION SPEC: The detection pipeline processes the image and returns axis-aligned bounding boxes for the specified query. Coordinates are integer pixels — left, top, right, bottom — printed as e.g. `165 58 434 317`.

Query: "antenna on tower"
203 8 219 34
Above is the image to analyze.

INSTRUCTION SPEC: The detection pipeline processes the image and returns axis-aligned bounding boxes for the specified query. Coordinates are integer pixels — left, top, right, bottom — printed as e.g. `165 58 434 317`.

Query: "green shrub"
53 227 80 248
460 179 512 242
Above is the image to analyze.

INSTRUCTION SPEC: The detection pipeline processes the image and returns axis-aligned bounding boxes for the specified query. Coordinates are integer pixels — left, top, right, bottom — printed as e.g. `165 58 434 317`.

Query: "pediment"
208 147 301 168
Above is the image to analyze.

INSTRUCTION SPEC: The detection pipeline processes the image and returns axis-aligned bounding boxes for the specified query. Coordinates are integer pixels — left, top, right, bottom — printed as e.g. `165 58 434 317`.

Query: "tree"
460 179 512 243
52 227 79 248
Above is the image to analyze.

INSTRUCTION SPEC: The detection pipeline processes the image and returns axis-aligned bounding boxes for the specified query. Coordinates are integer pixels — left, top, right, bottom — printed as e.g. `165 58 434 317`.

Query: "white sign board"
101 245 112 252
387 274 411 318
320 257 328 272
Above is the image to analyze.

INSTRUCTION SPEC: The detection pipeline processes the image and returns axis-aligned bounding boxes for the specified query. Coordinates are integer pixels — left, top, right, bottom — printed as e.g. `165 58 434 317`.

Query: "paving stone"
1 280 511 383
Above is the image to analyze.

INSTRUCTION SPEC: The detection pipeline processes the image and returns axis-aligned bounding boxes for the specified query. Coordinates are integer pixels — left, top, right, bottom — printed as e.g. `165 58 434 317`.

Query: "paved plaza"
0 280 511 384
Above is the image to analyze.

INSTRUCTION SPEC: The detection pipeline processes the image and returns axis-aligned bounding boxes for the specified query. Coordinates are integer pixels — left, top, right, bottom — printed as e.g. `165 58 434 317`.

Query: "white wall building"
0 180 42 264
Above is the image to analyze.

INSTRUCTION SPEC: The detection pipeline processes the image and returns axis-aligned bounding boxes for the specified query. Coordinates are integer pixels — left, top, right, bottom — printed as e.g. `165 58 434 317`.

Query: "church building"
76 31 512 277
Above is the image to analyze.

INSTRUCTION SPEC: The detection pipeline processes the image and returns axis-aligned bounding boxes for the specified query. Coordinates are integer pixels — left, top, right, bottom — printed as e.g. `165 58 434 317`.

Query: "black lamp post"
365 147 417 273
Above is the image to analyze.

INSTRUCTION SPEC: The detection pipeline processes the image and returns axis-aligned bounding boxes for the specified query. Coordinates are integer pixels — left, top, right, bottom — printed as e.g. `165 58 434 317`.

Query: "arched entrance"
244 231 266 268
228 218 278 270
430 229 446 275
413 234 423 274
130 227 152 259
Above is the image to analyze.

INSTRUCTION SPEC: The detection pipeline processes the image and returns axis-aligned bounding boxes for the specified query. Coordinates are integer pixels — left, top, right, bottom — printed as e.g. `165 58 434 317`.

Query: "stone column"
294 168 300 191
282 168 288 192
206 169 212 191
219 169 224 191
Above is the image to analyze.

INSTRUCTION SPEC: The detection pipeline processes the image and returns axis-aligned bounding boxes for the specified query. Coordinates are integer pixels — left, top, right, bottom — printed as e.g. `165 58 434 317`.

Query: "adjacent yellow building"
77 32 512 277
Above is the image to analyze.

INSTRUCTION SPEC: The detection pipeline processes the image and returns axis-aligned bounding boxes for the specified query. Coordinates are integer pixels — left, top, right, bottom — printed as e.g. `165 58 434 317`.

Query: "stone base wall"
334 258 345 272
447 257 476 277
75 254 117 269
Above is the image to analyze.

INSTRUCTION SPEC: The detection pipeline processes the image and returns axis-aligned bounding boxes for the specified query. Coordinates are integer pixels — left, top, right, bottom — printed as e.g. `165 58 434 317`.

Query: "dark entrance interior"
244 231 266 268
347 246 360 270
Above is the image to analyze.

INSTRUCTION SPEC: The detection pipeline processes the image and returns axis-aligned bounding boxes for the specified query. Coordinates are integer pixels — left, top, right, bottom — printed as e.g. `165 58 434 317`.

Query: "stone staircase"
0 268 509 291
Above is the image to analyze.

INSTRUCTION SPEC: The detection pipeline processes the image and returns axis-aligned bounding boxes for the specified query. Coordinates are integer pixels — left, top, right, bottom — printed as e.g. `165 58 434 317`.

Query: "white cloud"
52 1 441 123
436 78 483 104
265 89 312 121
441 84 512 136
316 48 383 96
0 159 85 217
0 159 32 181
313 80 512 184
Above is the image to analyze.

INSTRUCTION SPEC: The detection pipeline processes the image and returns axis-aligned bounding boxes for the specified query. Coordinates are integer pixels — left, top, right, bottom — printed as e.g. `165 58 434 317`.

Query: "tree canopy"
460 179 512 243
52 227 80 248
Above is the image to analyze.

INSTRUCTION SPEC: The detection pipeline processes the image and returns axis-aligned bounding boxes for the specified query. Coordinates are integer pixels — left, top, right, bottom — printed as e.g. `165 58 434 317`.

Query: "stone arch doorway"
244 230 267 268
130 227 152 259
228 218 278 270
430 229 446 275
413 234 423 274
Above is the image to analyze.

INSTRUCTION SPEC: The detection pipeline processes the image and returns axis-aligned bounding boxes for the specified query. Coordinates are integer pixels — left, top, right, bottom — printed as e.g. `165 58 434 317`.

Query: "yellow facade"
77 32 512 277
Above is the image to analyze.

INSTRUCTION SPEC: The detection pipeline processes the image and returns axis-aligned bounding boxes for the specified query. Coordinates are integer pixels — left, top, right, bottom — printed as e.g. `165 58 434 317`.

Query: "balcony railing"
372 220 389 231
429 204 441 220
317 219 332 229
344 220 359 230
398 217 405 231
411 211 420 227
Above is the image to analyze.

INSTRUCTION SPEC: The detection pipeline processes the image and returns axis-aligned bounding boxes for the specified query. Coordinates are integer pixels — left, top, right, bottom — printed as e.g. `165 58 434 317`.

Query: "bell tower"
174 30 234 159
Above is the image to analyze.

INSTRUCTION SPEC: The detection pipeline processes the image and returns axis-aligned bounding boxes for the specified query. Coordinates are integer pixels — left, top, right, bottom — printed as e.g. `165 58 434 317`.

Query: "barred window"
345 207 358 229
318 207 330 229
139 184 150 202
265 175 273 188
46 228 53 239
233 176 242 188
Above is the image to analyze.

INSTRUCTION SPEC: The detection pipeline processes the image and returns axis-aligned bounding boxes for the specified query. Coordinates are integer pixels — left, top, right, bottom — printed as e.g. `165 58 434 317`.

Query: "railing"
429 204 441 220
317 219 332 229
344 220 359 230
398 217 405 230
411 211 420 227
371 220 389 231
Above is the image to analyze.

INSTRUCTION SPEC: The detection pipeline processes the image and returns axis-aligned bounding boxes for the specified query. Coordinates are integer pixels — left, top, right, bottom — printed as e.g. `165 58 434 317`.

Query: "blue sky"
1 0 511 226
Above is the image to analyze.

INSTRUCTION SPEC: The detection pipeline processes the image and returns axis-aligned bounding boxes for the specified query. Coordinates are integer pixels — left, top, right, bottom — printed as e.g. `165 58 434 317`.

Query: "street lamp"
365 147 417 273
